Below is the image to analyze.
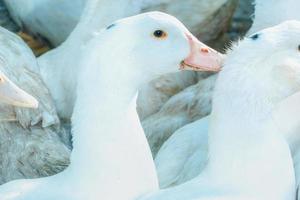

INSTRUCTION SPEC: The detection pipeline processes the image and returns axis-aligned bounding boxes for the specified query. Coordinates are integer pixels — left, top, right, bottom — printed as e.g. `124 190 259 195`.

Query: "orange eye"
153 30 167 39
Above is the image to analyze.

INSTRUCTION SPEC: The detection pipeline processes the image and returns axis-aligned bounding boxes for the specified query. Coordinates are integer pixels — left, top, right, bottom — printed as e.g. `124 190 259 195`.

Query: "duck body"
155 116 209 188
137 71 198 121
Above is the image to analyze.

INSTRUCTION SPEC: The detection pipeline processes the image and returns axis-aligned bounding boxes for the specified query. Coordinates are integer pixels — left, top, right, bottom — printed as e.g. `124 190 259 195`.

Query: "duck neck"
206 63 295 194
67 53 158 197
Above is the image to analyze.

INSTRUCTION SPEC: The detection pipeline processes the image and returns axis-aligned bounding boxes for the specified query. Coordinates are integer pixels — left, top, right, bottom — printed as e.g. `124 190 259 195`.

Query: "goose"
0 26 70 185
248 0 300 191
154 0 300 188
140 20 300 200
37 0 235 121
0 12 223 200
4 0 237 47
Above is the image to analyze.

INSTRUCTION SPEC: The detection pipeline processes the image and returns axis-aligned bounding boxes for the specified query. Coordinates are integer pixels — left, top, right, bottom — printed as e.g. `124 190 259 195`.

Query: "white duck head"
85 11 222 82
216 20 300 113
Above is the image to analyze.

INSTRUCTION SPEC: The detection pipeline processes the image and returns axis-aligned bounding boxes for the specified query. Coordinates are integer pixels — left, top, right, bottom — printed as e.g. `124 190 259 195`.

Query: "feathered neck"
64 34 158 198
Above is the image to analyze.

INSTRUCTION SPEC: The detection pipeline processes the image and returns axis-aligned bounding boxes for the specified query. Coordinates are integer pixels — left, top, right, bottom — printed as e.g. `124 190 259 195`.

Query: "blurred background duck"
3 0 237 48
0 26 70 185
143 74 216 155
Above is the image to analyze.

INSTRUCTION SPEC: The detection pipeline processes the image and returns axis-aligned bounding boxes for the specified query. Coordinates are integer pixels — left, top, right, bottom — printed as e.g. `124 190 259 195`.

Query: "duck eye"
153 30 167 39
250 33 260 40
298 45 300 52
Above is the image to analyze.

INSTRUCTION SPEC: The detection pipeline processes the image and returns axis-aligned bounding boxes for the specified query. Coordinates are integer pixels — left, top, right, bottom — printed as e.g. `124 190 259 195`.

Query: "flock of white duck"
0 0 296 199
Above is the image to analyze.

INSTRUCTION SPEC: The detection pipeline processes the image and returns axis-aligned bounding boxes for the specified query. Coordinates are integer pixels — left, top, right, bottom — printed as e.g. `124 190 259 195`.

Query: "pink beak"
180 33 224 72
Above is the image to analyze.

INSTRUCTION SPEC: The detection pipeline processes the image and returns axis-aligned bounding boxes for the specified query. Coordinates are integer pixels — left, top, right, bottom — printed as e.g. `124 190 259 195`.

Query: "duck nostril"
200 48 209 53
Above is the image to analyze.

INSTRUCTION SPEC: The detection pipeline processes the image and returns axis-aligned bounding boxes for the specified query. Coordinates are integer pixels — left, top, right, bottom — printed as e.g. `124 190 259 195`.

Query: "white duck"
4 0 237 47
140 20 300 200
37 0 234 121
0 12 223 200
247 0 300 191
0 26 70 184
155 0 300 188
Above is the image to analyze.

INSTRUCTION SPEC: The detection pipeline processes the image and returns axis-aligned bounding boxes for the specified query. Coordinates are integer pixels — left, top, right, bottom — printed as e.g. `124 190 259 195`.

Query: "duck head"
101 12 223 81
221 20 300 103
